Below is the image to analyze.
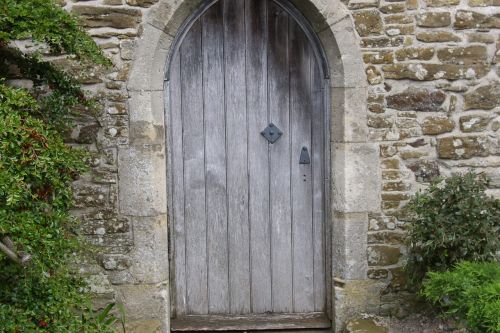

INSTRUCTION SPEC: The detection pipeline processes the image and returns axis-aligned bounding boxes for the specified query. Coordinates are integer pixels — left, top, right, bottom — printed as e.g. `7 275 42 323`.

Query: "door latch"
299 146 310 164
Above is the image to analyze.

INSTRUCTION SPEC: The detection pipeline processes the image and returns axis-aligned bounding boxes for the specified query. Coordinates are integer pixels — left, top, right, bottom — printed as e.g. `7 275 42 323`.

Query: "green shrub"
405 171 500 286
422 261 500 333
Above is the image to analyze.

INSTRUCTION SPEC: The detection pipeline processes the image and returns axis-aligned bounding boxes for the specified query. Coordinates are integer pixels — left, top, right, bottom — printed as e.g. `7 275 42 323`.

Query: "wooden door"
167 0 328 330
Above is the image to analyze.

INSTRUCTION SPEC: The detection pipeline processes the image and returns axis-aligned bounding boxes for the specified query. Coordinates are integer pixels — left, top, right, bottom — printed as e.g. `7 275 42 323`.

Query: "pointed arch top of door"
164 0 330 81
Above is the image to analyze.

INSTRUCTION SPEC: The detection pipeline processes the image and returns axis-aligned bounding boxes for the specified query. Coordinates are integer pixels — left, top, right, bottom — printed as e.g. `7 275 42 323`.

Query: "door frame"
121 0 380 331
164 0 331 326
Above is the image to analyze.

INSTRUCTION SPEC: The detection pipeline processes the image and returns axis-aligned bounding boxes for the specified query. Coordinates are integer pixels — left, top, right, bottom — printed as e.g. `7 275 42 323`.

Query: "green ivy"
0 0 110 65
405 171 500 287
0 0 120 332
0 0 110 127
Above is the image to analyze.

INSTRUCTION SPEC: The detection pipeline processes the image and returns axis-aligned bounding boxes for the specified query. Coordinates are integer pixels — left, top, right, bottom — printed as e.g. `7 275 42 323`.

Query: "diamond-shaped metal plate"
261 123 283 144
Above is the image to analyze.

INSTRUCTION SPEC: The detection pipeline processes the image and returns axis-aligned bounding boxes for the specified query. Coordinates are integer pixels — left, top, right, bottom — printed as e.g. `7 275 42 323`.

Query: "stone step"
345 316 389 333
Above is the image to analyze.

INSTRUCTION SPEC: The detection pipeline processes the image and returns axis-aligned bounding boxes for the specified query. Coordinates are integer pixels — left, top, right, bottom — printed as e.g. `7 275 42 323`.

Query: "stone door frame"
120 0 380 331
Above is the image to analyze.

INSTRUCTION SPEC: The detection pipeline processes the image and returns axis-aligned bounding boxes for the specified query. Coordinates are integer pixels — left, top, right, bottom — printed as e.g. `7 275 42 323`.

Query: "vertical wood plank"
267 1 293 313
246 0 271 314
223 0 251 314
311 60 326 312
170 51 187 316
203 2 229 314
289 19 314 312
181 21 208 315
171 0 328 319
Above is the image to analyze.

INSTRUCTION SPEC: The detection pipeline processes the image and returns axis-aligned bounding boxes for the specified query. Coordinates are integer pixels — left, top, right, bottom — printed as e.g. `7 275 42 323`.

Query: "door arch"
121 0 377 331
166 0 330 330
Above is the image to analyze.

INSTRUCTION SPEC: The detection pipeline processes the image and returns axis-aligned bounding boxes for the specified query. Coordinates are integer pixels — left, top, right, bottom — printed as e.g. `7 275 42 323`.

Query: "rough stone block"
437 45 488 64
348 0 380 9
118 144 167 216
460 114 492 132
366 65 383 84
464 83 500 110
386 88 445 111
368 231 405 245
469 0 500 6
128 90 165 145
126 0 158 7
331 142 381 212
155 0 204 37
367 245 402 266
406 159 440 182
379 3 406 13
421 116 455 135
385 24 415 36
353 10 384 36
322 17 367 88
382 63 489 80
395 47 434 61
72 5 142 29
333 280 386 332
416 31 461 42
332 212 369 280
127 215 169 283
368 114 393 128
361 36 405 48
127 25 173 91
363 51 394 64
416 12 451 27
384 14 414 24
330 87 369 142
290 0 349 32
485 169 500 188
454 10 500 29
115 284 169 330
437 135 490 159
426 0 460 6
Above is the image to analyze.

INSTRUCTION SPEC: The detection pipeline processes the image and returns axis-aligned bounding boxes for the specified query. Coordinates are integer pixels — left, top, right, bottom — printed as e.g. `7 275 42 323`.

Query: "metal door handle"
299 147 310 164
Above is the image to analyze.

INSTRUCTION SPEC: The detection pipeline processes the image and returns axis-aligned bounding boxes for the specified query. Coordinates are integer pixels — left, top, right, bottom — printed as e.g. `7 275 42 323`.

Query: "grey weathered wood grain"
223 0 251 315
267 1 293 313
181 20 208 314
170 51 187 316
311 60 326 312
202 1 229 314
289 19 314 312
169 0 328 323
171 312 331 331
246 0 272 313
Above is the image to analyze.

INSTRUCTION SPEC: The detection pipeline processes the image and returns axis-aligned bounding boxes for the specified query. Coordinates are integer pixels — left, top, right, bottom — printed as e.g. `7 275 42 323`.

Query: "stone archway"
120 0 380 331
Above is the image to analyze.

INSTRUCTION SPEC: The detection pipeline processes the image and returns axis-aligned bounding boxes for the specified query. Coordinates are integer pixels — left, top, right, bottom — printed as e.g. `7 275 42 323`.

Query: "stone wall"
40 0 500 331
351 0 500 317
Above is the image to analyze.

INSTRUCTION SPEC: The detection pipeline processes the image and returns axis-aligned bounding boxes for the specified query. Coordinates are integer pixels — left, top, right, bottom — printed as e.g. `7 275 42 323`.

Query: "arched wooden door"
167 0 329 330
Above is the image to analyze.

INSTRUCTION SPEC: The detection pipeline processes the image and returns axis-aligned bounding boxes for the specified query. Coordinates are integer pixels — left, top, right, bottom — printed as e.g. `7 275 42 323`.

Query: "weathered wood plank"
170 51 187 316
171 0 328 321
311 60 326 312
203 1 229 314
246 0 272 313
223 0 251 314
171 312 331 331
289 19 314 312
181 20 208 315
267 1 293 313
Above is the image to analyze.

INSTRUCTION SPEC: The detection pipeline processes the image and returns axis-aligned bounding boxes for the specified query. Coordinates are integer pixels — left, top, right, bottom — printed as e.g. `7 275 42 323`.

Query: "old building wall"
50 0 500 331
